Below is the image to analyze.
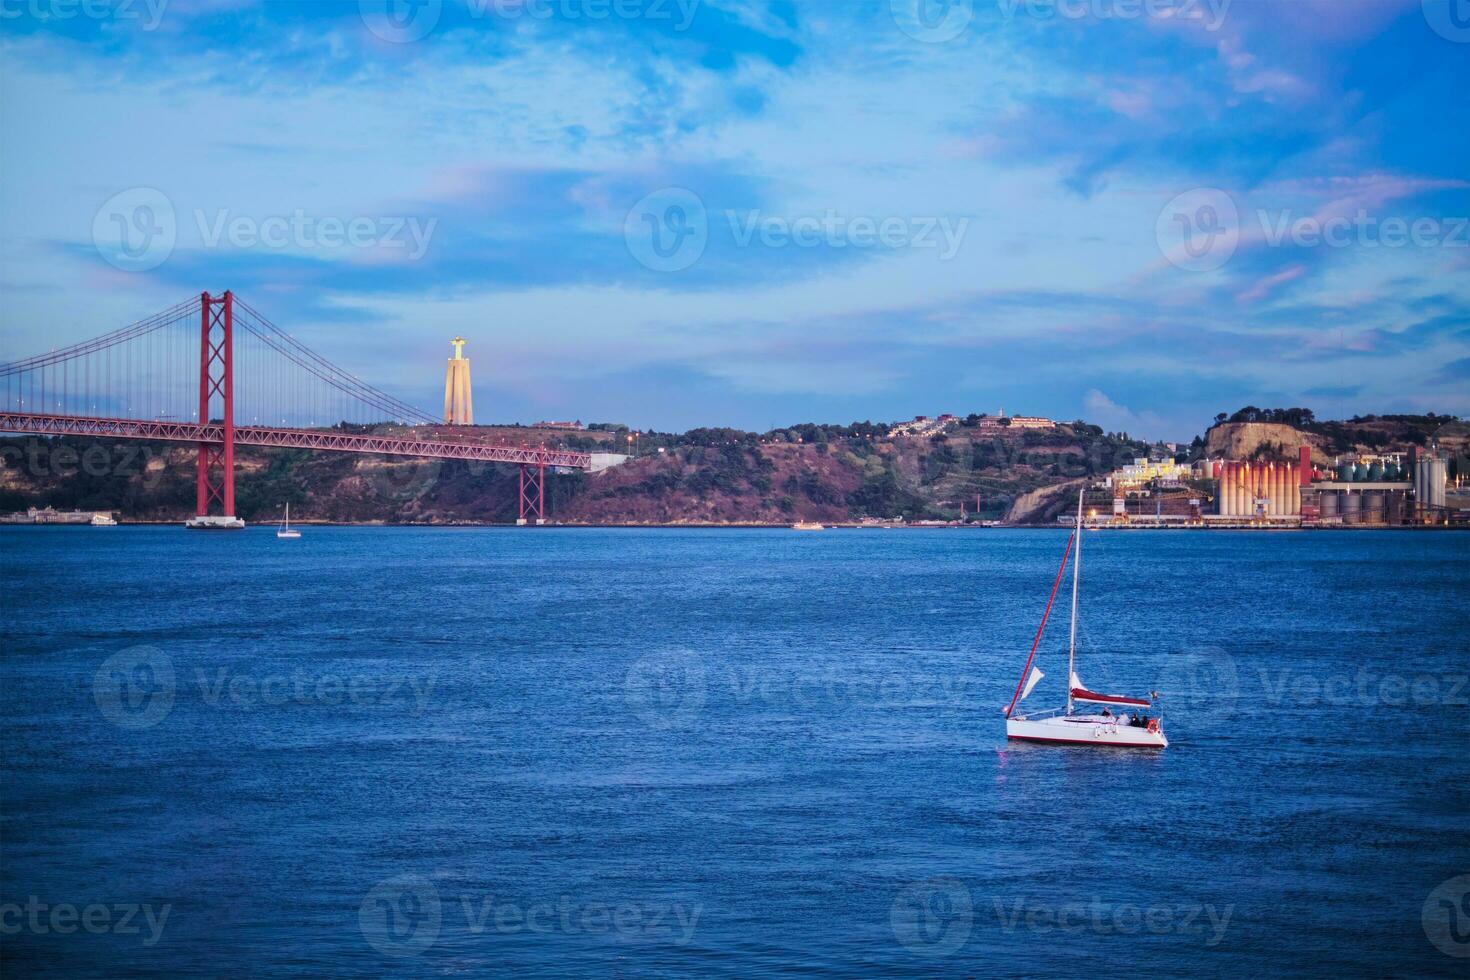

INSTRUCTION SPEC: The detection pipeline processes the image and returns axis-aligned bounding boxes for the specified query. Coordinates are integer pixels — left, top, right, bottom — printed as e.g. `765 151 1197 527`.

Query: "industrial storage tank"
1354 463 1370 482
1367 462 1384 482
1337 462 1355 481
1365 491 1386 523
1320 492 1339 518
1342 492 1362 524
1415 457 1448 512
1386 492 1404 524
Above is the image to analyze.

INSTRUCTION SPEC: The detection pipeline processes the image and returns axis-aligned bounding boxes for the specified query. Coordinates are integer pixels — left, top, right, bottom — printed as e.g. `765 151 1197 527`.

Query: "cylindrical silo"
1386 491 1403 525
1342 491 1361 525
1320 491 1339 519
1429 458 1447 509
1365 491 1385 524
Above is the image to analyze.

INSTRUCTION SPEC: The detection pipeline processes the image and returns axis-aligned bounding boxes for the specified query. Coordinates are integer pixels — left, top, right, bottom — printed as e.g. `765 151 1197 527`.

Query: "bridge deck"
0 412 592 470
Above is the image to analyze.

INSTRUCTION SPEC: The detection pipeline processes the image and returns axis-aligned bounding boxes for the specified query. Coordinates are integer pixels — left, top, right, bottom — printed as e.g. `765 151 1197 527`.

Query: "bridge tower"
518 463 546 525
185 291 243 529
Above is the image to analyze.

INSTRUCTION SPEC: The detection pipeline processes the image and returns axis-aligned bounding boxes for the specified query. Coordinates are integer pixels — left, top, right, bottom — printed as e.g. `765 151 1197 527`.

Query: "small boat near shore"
1003 490 1167 749
791 522 825 531
276 503 301 539
90 513 117 526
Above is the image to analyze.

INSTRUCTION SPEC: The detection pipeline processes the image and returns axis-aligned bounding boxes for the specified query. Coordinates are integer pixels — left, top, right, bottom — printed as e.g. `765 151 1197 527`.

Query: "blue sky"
2 0 1467 439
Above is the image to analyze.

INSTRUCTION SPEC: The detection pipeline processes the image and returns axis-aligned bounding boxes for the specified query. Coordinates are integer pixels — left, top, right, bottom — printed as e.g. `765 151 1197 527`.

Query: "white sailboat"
276 503 301 539
1003 490 1167 748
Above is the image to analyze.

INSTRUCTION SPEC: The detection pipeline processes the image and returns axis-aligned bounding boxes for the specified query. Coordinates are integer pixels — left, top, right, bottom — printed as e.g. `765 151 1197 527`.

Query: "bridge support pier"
518 463 546 525
186 291 242 530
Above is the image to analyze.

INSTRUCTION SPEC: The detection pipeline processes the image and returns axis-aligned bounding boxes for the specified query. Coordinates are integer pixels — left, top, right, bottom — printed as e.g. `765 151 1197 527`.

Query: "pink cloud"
1235 264 1306 305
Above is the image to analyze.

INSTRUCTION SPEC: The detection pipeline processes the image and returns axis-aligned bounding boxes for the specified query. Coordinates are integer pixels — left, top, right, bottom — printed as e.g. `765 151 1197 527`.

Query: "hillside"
4 410 1461 525
0 419 1153 525
1203 409 1469 465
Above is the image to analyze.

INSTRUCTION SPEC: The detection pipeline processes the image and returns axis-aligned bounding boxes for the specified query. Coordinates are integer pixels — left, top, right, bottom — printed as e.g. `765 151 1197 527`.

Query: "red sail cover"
1071 687 1151 707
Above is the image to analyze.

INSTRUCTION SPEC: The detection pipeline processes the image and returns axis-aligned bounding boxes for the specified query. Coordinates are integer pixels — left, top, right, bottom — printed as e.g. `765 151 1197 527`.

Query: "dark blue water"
2 527 1467 977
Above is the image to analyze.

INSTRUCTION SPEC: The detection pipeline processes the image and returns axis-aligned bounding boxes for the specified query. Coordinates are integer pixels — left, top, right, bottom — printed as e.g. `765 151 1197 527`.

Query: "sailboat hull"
1006 715 1167 749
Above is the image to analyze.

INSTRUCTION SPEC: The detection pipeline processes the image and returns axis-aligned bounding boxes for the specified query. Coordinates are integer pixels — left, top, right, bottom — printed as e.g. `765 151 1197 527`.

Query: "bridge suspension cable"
0 293 436 428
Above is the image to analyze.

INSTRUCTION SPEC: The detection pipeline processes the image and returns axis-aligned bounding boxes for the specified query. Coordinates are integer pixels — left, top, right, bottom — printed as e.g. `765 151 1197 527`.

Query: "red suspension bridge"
0 291 591 526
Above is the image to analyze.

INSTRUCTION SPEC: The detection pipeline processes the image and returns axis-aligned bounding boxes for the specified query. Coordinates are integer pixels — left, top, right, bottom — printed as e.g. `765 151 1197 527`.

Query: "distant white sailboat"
276 503 301 539
1003 490 1167 748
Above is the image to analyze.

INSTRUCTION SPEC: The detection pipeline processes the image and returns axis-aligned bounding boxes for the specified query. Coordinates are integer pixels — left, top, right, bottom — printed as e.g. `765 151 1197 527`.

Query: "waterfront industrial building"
1081 446 1460 528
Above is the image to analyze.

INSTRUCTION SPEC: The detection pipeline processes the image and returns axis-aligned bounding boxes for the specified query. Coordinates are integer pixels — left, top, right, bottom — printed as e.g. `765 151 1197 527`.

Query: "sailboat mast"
1067 488 1083 715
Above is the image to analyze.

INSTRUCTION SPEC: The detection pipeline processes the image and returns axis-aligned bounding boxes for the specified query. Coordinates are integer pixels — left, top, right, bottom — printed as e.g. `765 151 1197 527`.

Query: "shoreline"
4 521 1464 532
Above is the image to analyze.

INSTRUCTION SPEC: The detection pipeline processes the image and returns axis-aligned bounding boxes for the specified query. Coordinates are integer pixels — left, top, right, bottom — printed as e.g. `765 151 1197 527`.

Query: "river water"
2 526 1467 976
